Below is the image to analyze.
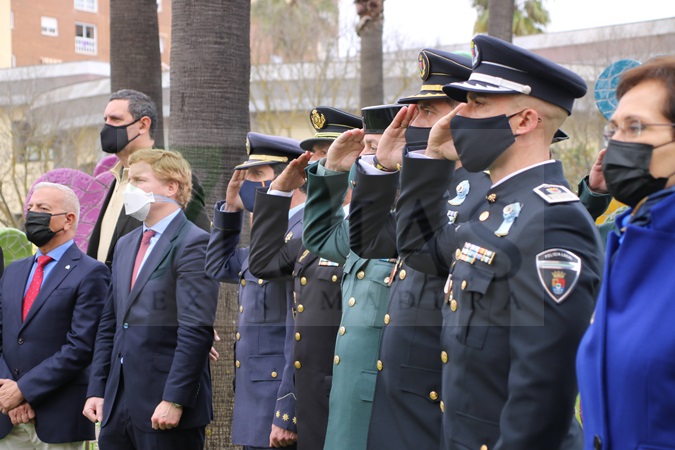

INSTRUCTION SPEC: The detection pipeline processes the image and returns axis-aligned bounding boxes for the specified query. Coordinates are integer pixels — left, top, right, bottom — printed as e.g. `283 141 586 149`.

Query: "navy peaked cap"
443 34 587 115
234 132 303 170
398 49 472 104
300 106 362 151
361 104 403 134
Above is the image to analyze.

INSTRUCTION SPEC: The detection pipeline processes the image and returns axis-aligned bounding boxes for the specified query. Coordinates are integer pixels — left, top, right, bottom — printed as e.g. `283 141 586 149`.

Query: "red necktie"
22 255 53 321
131 230 156 288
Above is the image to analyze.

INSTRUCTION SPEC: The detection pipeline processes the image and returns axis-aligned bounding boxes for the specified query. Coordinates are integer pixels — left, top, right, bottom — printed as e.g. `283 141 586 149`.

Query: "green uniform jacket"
303 161 394 450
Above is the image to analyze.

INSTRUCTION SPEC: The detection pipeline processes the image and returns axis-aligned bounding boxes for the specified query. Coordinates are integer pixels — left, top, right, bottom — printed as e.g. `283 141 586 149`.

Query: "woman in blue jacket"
577 56 675 450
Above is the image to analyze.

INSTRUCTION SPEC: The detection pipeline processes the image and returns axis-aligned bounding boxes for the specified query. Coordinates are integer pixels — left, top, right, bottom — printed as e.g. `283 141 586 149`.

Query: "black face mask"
450 113 519 172
25 211 66 247
100 118 141 154
404 126 431 151
602 139 672 207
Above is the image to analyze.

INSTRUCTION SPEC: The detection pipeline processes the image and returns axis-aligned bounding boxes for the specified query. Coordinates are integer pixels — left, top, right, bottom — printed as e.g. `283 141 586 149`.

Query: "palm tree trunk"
110 0 165 147
356 0 384 108
170 1 250 448
488 0 515 42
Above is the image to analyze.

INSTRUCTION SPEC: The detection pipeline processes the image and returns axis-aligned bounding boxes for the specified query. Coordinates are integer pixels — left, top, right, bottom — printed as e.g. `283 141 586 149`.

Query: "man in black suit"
87 89 210 268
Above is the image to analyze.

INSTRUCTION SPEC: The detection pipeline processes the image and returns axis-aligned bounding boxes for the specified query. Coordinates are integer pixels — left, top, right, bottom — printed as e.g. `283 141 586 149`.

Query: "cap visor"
300 137 335 151
397 91 451 104
443 81 521 103
233 160 283 170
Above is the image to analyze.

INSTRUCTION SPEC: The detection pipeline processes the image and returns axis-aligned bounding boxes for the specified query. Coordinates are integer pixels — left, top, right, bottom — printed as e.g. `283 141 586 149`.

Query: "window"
41 17 58 36
74 0 97 12
159 35 166 54
75 23 97 55
157 0 162 12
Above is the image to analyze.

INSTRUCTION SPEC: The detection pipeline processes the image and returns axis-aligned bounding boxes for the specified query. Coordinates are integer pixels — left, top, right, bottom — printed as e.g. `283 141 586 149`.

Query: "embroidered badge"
533 184 579 204
448 180 470 206
298 249 310 262
494 202 522 237
246 137 251 155
311 109 326 130
285 231 293 242
535 248 582 303
458 242 495 265
419 51 430 80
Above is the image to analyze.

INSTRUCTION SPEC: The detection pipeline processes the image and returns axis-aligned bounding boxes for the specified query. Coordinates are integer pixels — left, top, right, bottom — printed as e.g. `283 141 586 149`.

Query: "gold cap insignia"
419 51 431 81
311 109 326 130
245 137 251 155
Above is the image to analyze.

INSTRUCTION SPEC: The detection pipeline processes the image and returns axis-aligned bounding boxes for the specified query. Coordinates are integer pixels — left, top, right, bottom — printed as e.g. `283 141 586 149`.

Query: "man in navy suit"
0 182 110 449
83 149 219 450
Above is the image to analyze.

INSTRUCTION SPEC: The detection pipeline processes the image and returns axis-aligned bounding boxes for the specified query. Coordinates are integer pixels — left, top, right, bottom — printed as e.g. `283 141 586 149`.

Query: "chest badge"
533 184 579 203
495 202 522 237
448 180 470 206
535 248 581 303
318 257 340 267
447 210 459 224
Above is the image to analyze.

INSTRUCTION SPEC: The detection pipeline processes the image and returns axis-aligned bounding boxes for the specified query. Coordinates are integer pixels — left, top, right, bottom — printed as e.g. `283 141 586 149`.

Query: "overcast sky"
338 0 675 51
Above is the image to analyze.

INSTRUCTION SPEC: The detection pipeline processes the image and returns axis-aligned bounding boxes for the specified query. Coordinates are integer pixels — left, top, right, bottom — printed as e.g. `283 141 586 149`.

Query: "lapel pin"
65 265 71 270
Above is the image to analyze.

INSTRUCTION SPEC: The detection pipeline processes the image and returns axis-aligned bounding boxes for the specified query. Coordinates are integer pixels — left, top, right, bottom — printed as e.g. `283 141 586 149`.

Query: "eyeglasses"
603 118 675 140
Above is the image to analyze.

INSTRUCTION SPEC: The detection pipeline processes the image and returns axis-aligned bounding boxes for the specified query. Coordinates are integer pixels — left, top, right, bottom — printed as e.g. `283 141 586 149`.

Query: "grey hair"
109 89 158 138
32 182 80 224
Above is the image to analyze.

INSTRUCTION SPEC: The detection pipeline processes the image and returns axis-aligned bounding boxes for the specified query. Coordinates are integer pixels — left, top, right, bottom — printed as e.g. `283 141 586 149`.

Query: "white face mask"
124 184 154 221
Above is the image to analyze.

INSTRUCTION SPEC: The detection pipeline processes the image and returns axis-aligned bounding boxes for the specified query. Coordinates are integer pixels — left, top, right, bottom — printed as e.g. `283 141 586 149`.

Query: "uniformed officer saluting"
391 35 603 449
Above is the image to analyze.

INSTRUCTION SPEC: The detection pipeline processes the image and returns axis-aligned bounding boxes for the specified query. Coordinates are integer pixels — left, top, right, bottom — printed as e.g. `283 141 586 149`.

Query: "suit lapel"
21 243 80 328
124 213 188 317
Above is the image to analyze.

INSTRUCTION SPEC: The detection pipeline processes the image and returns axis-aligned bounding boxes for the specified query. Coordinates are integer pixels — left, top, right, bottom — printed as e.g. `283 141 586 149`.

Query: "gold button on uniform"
334 355 340 365
440 400 445 412
339 326 346 335
461 280 467 290
332 275 338 282
441 351 448 364
295 332 301 341
450 300 458 312
235 332 241 341
399 269 407 280
300 277 307 285
295 361 302 369
455 249 461 260
377 360 383 371
357 271 365 279
348 297 356 307
479 211 490 221
239 305 244 313
271 371 278 378
257 279 263 285
235 360 240 368
297 304 304 313
240 279 246 286
429 391 438 401
384 276 390 284
384 314 391 325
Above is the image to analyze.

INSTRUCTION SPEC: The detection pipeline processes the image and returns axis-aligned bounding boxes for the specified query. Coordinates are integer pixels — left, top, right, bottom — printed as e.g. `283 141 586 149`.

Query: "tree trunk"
170 1 250 448
487 0 515 42
356 0 384 108
110 0 165 147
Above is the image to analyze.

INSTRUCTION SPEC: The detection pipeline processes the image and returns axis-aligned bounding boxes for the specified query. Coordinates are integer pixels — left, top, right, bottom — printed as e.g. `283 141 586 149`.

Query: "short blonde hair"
128 148 193 207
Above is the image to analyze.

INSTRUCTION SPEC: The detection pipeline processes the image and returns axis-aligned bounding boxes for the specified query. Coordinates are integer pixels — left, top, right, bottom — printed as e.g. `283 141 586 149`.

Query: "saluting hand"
270 151 312 192
224 169 246 212
325 129 365 172
426 103 464 161
377 104 418 169
588 148 608 194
